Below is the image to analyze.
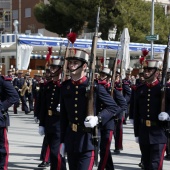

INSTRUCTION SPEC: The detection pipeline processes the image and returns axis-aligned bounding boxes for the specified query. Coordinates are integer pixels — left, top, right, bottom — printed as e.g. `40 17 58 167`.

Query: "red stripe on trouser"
4 128 9 170
158 144 166 170
118 117 123 149
88 150 94 170
101 131 113 170
44 145 50 162
56 144 62 170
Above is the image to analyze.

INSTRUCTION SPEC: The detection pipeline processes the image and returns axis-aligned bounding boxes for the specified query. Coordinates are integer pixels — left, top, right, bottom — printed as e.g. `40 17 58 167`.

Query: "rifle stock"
161 35 170 158
86 7 100 166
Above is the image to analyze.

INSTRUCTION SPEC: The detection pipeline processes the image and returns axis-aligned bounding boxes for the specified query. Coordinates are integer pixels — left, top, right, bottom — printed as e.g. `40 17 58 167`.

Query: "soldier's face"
144 68 158 82
50 65 61 77
68 60 85 75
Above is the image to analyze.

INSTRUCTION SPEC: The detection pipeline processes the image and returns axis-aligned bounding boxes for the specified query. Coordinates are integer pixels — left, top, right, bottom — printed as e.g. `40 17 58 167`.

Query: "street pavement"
7 107 170 170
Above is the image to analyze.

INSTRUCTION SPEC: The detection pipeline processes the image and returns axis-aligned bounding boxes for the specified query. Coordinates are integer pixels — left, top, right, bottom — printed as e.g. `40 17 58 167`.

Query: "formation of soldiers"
0 47 170 170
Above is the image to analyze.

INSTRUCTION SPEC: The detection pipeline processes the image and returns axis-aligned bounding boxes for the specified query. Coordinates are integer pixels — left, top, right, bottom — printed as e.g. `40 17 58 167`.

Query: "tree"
34 0 170 44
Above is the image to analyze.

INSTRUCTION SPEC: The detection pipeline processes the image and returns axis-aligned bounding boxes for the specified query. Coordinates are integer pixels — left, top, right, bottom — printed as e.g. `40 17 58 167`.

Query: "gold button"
148 89 151 91
147 109 149 112
75 104 77 107
76 91 78 94
75 117 78 120
51 102 53 104
54 85 56 87
75 111 78 113
147 115 150 117
147 99 150 101
52 93 54 95
148 94 150 96
101 104 103 106
75 86 78 89
75 98 78 100
147 104 149 106
53 89 55 91
49 106 51 108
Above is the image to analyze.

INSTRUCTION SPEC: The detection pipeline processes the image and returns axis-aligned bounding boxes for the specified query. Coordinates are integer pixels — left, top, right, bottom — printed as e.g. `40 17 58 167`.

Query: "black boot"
38 161 50 167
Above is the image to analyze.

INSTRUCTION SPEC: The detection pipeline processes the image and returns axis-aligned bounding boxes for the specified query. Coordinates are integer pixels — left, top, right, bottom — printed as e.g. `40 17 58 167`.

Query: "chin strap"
50 67 62 77
144 69 157 80
69 62 85 72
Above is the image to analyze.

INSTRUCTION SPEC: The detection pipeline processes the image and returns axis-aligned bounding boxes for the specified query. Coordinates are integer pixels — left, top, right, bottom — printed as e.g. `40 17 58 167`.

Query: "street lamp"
13 20 19 69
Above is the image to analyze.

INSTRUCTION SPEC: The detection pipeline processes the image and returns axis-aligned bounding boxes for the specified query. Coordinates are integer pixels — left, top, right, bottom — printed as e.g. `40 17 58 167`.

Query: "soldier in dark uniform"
97 67 127 170
59 48 121 170
0 75 19 169
39 59 66 170
113 68 131 154
134 59 170 170
122 68 132 124
129 68 145 169
13 70 30 114
37 69 51 168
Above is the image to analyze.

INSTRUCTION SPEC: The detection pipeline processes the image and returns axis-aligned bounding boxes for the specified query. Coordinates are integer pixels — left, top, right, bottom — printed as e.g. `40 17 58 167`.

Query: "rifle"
61 40 70 83
86 6 100 166
161 34 170 157
110 58 118 97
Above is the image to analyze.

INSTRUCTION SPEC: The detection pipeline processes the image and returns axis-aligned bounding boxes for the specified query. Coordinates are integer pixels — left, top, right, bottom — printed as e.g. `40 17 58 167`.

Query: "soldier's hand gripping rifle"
161 34 170 157
86 7 100 166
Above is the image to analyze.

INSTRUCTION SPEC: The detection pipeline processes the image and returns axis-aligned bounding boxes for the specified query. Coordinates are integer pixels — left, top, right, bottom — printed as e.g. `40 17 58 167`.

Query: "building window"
25 8 31 18
12 10 18 19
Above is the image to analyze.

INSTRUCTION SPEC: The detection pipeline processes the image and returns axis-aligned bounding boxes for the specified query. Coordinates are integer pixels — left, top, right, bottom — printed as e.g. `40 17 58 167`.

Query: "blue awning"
18 34 166 53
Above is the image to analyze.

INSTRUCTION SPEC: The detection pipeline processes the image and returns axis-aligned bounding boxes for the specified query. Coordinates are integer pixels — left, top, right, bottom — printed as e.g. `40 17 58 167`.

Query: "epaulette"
1 75 12 81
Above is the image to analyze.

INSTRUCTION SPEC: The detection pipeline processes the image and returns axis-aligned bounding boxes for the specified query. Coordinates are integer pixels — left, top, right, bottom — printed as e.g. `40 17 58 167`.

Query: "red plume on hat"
141 48 149 57
46 47 52 62
67 32 77 44
139 48 149 65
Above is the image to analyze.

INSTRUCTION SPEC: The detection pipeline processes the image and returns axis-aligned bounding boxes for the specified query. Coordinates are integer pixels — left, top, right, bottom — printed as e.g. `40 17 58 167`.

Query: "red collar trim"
146 79 159 87
71 76 87 85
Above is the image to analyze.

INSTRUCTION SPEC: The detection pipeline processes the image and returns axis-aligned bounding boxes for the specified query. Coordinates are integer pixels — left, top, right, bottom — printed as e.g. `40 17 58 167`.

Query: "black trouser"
140 143 166 170
40 135 50 162
46 132 66 170
0 127 8 170
67 150 94 170
98 129 114 170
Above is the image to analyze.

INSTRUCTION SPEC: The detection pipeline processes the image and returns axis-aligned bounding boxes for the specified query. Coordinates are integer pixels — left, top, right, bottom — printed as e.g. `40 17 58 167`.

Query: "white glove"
38 126 45 136
158 112 170 121
60 143 65 157
129 119 134 125
135 137 139 143
84 116 98 128
56 104 60 112
34 117 39 123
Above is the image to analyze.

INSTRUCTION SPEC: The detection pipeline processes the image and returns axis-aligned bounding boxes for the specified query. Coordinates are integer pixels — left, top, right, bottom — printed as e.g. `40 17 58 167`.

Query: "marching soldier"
122 68 132 124
97 67 127 170
0 75 19 169
129 68 145 169
36 69 52 168
134 59 170 170
39 59 66 170
13 70 30 114
59 48 121 170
